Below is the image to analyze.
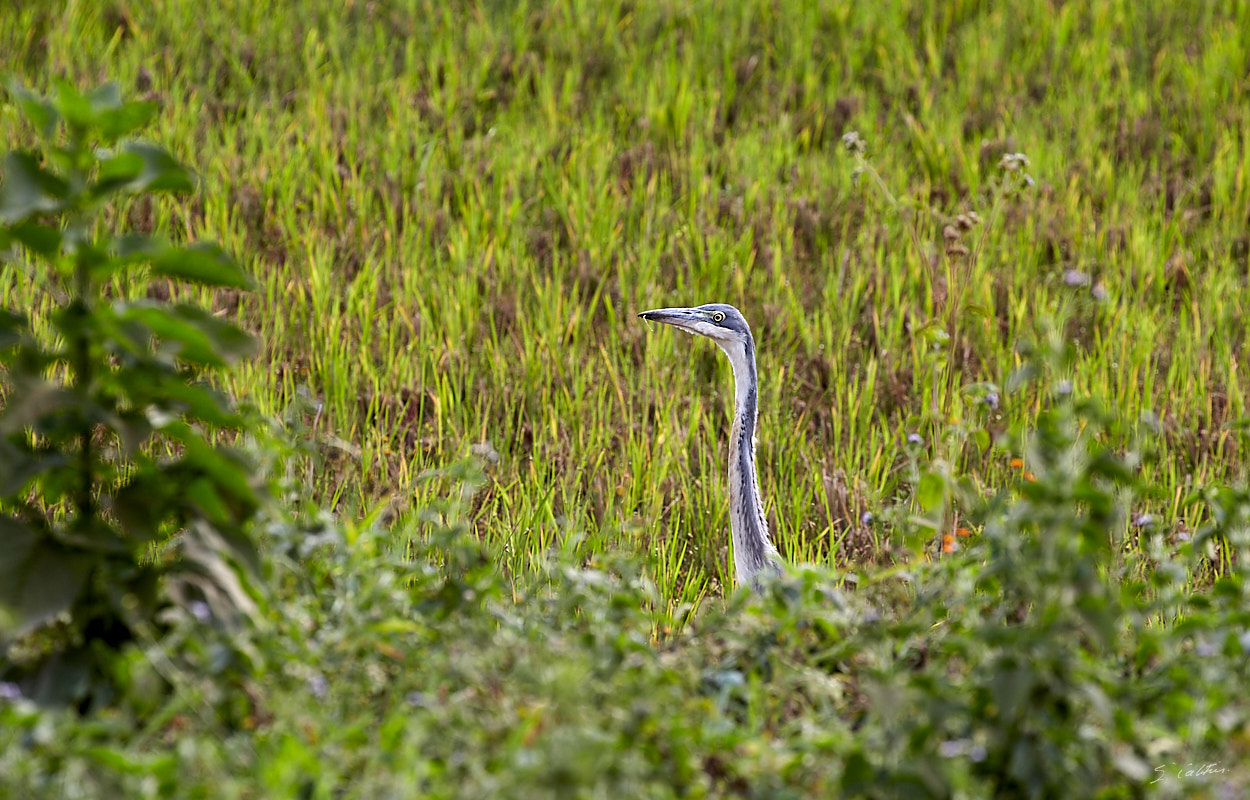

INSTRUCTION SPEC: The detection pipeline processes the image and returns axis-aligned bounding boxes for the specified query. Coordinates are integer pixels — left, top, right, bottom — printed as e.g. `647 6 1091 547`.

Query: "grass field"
5 2 1250 797
3 0 1249 604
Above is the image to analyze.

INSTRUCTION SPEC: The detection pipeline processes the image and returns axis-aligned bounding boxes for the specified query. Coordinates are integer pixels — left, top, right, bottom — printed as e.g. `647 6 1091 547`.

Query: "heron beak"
637 306 703 332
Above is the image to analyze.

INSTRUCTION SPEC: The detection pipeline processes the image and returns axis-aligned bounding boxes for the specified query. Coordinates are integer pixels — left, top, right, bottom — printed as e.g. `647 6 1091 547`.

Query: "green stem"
69 139 96 531
73 304 95 529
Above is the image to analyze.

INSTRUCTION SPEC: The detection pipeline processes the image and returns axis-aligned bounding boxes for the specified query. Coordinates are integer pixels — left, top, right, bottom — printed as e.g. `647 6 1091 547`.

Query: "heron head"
637 303 753 346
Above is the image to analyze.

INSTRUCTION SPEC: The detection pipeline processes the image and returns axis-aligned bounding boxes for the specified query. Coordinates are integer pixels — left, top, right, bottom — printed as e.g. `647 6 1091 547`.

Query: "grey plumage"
638 303 782 590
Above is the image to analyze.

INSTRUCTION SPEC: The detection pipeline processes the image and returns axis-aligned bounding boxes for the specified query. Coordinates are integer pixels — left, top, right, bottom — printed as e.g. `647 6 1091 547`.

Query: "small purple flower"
1196 639 1218 658
907 433 923 446
860 511 874 526
1132 513 1154 529
406 691 428 708
188 601 212 622
307 673 329 700
983 392 1000 410
0 682 21 701
939 738 986 761
1091 282 1107 301
1056 380 1073 396
1063 269 1090 287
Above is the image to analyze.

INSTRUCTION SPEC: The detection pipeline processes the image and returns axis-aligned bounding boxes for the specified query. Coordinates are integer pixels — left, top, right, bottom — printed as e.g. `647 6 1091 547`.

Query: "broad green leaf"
118 302 256 366
0 309 26 350
7 220 62 257
154 420 258 508
840 751 875 794
57 80 140 137
0 517 92 639
120 141 194 193
85 82 123 112
1089 452 1134 483
165 303 256 361
92 151 145 196
112 233 166 258
106 234 171 278
916 471 945 512
74 238 114 279
5 79 59 136
84 746 148 775
20 647 93 707
0 439 69 496
0 152 71 223
180 435 259 508
0 378 80 434
151 378 241 426
1212 576 1243 598
54 81 95 131
112 470 175 543
989 663 1033 720
119 304 224 366
84 301 145 358
1076 593 1116 649
54 518 133 555
152 242 253 289
96 100 159 141
185 476 233 525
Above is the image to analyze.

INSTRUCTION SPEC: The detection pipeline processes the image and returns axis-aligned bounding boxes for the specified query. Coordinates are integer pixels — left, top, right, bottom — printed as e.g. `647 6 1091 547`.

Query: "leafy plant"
834 340 1250 799
0 80 261 709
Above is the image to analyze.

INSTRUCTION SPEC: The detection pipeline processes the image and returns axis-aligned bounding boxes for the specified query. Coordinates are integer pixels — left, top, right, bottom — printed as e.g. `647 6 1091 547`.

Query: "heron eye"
711 311 726 323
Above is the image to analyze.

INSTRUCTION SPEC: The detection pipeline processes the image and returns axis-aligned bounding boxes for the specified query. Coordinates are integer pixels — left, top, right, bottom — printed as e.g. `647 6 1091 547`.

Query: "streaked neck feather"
715 338 779 589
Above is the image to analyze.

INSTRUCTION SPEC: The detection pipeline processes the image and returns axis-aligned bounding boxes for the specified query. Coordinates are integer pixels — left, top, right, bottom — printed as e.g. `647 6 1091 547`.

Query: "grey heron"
638 303 783 590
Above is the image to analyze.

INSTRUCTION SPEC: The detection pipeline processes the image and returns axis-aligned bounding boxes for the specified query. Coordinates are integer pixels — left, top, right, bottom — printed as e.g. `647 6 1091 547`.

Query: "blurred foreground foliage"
4 375 1249 798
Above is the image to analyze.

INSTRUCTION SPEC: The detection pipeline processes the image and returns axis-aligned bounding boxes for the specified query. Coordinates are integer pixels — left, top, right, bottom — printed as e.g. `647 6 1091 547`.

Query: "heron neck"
720 337 777 588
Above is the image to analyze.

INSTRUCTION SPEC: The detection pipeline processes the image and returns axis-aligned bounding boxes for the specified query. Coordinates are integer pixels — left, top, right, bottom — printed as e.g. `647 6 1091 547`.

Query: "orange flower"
955 527 973 538
1023 471 1036 482
1009 458 1024 469
941 533 957 553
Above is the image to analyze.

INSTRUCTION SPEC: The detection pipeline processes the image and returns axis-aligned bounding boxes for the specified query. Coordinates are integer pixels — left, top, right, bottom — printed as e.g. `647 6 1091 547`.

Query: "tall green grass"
3 0 1248 605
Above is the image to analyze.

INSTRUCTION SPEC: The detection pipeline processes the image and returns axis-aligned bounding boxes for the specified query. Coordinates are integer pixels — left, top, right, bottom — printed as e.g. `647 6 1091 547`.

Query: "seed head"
841 131 866 154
